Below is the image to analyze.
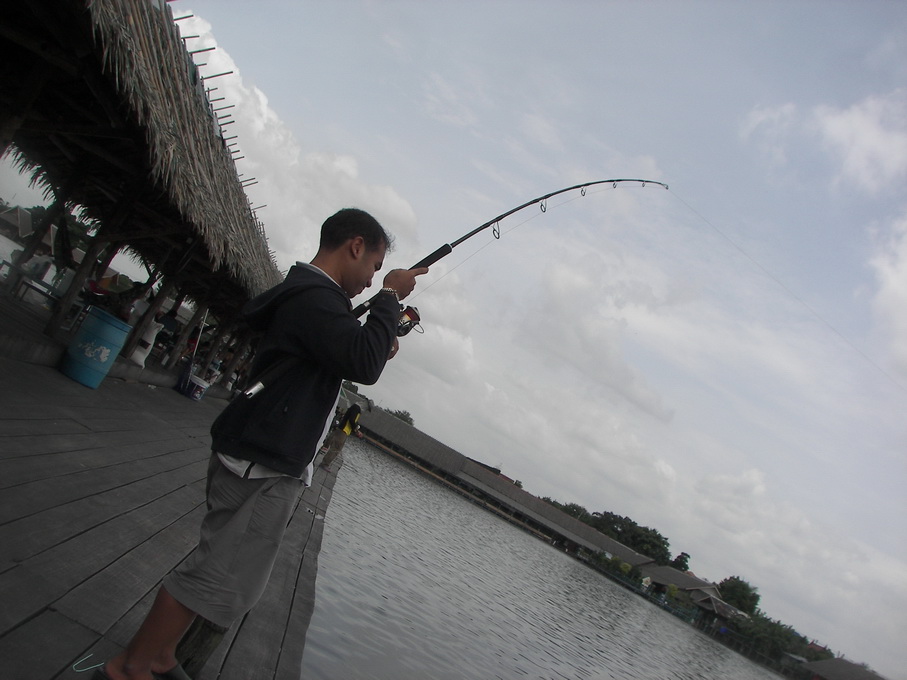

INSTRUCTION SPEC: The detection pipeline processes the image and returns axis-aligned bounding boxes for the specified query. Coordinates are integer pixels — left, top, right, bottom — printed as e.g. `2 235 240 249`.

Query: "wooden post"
44 182 142 335
121 276 178 359
43 235 106 337
94 241 123 280
0 61 50 156
215 331 251 387
166 303 208 369
197 316 235 379
6 190 72 295
175 617 229 679
169 289 188 314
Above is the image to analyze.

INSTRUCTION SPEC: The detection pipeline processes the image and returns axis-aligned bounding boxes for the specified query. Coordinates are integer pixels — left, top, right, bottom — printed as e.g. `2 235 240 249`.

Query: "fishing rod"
243 179 668 399
354 178 669 329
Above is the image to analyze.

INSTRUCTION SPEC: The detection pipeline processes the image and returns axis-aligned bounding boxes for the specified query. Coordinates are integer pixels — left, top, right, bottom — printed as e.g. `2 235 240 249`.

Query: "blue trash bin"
59 306 132 388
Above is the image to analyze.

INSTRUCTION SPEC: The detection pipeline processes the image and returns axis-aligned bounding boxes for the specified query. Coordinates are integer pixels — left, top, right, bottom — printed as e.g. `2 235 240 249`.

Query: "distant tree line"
542 498 678 566
542 499 836 667
385 408 414 426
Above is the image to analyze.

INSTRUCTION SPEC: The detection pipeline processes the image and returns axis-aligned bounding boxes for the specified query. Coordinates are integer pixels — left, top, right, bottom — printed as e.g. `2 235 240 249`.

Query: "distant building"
802 657 890 680
0 206 32 240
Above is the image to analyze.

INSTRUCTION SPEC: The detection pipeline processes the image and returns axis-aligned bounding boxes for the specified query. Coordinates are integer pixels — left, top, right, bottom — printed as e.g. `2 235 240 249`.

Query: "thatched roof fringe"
86 0 280 295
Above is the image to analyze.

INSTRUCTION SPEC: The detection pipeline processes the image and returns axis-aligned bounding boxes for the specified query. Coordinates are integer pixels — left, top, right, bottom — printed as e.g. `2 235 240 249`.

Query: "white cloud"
814 89 907 194
740 103 798 166
683 470 907 672
741 91 907 195
422 72 478 128
519 112 563 151
870 210 907 376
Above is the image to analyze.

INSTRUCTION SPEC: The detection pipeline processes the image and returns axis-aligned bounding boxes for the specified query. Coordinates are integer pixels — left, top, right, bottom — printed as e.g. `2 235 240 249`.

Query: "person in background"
320 403 362 472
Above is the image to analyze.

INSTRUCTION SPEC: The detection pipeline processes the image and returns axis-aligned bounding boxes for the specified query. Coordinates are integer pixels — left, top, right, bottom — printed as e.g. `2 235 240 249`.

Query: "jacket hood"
243 263 347 331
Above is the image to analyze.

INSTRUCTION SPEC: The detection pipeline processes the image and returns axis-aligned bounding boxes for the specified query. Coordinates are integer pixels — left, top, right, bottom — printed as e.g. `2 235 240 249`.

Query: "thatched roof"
0 0 281 316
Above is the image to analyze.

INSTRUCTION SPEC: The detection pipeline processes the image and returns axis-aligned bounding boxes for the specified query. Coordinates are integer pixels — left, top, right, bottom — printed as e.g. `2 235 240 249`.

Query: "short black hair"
319 208 394 253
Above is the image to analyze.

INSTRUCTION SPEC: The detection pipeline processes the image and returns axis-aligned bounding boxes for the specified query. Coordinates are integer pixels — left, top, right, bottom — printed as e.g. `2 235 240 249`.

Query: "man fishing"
96 208 428 680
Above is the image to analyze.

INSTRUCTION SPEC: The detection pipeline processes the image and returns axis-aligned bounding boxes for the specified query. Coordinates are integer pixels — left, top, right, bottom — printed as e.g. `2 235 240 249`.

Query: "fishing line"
365 179 664 311
666 188 907 394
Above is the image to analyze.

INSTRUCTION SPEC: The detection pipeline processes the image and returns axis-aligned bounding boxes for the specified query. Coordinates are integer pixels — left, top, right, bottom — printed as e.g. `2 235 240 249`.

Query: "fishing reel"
397 305 422 337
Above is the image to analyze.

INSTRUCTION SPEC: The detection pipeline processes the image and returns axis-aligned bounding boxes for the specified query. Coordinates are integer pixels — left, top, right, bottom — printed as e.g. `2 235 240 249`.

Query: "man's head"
313 208 394 298
319 208 393 253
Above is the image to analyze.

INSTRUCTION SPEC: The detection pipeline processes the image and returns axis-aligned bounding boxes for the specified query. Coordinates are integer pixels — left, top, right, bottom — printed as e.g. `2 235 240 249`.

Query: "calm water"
302 440 777 680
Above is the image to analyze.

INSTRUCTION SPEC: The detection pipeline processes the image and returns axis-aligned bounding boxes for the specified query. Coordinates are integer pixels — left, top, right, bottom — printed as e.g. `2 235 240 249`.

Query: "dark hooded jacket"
210 263 399 476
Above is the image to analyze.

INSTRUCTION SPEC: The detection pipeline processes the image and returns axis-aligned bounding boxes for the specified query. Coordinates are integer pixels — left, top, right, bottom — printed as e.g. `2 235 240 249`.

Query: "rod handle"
352 244 451 317
410 244 452 270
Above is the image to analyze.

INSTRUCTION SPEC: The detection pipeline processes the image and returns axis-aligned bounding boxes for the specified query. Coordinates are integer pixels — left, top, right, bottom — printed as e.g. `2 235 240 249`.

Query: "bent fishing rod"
354 178 669 326
243 179 667 398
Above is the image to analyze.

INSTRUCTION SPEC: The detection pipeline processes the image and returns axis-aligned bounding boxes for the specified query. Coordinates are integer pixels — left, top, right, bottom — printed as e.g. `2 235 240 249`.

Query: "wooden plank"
317 469 338 511
0 610 98 680
0 438 207 489
69 415 175 434
174 425 215 439
0 426 190 458
52 636 123 680
55 501 207 634
176 618 230 680
0 402 184 423
188 614 240 680
276 527 324 680
0 380 223 425
0 354 345 680
104 580 162 649
0 418 91 436
0 461 208 571
0 484 202 635
0 447 208 524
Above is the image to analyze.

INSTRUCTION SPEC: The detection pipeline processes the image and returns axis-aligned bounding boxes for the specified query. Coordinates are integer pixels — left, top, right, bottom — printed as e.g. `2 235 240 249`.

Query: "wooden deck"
0 332 338 679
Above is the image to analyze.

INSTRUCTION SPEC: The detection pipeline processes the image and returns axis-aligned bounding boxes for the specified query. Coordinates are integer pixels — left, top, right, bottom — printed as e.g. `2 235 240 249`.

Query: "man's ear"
349 236 366 259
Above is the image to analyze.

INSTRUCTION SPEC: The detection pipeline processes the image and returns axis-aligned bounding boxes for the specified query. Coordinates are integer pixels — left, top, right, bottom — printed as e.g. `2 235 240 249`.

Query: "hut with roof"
1 0 280 380
637 563 749 631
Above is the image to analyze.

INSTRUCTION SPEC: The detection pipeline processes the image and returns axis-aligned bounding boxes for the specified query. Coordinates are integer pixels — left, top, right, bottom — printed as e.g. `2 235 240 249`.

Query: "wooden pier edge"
175 460 340 679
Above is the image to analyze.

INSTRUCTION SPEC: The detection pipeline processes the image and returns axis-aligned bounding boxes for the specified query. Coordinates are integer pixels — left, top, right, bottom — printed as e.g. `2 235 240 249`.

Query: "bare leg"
102 586 197 680
320 430 347 469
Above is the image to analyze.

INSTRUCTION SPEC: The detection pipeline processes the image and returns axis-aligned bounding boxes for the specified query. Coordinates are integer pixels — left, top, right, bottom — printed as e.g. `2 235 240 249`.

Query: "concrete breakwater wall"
353 399 652 568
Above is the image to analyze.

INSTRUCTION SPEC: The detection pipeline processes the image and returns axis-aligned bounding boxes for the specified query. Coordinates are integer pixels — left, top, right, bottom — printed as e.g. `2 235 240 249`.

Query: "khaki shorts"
164 453 303 627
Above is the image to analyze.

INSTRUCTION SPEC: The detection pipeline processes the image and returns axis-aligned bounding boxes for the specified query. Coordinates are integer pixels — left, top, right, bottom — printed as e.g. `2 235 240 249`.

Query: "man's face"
343 240 386 298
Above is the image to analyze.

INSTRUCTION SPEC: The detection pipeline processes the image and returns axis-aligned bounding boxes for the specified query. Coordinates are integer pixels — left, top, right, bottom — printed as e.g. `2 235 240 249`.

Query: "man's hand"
382 267 429 300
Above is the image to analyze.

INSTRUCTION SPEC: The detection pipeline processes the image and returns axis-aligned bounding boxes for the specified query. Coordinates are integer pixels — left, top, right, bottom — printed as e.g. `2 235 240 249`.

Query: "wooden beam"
0 23 80 76
24 2 125 130
0 60 51 156
100 224 187 242
16 119 135 140
60 133 137 174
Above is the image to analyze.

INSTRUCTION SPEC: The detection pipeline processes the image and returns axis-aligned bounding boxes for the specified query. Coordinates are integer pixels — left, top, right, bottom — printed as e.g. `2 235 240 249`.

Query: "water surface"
302 440 776 680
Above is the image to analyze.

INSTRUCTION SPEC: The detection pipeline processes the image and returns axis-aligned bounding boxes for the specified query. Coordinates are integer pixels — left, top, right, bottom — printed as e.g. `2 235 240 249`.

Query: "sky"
2 1 905 676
